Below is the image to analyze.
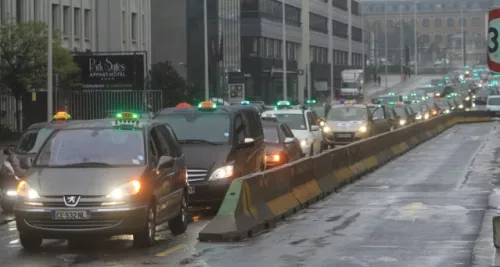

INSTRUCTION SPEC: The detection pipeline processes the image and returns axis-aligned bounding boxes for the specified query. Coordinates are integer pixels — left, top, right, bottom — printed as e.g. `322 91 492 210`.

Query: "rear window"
15 128 54 154
393 107 406 117
263 127 280 143
273 114 306 130
488 97 500 105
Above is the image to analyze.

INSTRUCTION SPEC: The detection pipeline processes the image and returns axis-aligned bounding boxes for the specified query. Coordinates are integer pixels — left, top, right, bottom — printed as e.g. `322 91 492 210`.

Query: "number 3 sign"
489 8 500 72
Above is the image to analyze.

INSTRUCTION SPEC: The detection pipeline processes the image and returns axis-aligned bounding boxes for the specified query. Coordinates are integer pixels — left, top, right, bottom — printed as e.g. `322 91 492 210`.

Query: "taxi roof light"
198 101 217 110
240 100 250 105
52 111 71 120
277 100 291 106
114 111 140 127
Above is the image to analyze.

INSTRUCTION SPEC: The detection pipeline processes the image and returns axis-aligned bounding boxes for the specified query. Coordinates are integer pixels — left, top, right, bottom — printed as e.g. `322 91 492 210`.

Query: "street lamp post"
399 4 403 81
414 1 418 76
47 2 53 121
282 0 287 100
460 8 465 67
384 0 388 88
203 0 209 101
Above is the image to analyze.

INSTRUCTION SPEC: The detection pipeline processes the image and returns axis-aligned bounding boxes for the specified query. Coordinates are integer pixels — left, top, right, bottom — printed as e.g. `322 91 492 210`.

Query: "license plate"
188 186 195 195
51 210 90 220
337 134 352 138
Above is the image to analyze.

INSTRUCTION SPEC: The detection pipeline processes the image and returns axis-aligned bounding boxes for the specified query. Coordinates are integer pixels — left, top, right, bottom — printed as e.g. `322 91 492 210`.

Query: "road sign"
488 8 500 72
228 84 245 104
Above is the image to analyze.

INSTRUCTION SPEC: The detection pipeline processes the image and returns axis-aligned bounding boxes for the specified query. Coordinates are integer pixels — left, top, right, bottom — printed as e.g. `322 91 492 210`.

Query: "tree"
149 61 201 107
0 19 80 131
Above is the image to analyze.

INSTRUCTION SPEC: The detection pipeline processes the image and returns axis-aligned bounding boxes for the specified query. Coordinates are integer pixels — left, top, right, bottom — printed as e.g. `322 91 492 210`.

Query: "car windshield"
311 106 325 117
274 114 307 130
430 79 443 86
35 129 145 167
410 104 422 113
263 127 280 143
393 107 406 117
379 96 400 103
342 82 358 88
327 107 366 121
488 97 500 105
15 128 54 154
156 113 230 143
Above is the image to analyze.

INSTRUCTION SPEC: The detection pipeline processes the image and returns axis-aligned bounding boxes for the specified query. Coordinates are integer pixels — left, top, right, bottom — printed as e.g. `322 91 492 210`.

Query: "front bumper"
15 203 148 238
331 131 365 145
187 178 232 206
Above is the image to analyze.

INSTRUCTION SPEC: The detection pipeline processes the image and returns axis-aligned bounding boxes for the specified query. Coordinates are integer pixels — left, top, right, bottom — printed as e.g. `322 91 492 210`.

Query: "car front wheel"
168 194 188 235
20 233 42 251
133 204 156 248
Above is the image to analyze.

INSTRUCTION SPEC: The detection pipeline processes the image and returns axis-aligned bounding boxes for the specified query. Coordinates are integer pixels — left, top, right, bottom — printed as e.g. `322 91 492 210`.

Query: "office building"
152 0 367 103
361 0 490 65
0 0 151 68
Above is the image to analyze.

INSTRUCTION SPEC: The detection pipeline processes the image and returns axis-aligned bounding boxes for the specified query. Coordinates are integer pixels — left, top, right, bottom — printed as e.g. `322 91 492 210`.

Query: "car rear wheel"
19 233 42 251
169 194 188 235
133 205 156 248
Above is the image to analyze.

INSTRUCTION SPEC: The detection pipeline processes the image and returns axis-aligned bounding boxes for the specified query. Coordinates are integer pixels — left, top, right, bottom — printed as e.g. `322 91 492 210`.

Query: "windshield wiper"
178 139 219 145
56 162 113 167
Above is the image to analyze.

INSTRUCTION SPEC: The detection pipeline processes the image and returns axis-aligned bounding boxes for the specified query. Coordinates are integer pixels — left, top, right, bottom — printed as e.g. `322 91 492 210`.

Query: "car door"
147 132 166 221
305 111 321 154
243 109 265 172
372 106 391 133
233 113 252 176
150 126 179 221
156 125 186 217
281 124 301 160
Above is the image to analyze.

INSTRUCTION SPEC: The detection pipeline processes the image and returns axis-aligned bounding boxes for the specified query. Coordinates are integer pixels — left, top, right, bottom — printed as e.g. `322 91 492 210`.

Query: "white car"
261 109 323 156
486 95 500 112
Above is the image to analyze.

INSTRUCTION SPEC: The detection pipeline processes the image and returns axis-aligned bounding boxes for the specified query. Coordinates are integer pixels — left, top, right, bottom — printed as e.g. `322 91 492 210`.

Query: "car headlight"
465 96 470 101
300 139 308 147
266 154 281 162
436 93 440 96
323 126 331 133
106 180 141 200
399 119 406 126
415 114 422 120
445 109 450 113
459 104 463 108
473 95 476 99
17 181 40 200
319 121 325 127
424 113 430 119
209 165 234 180
358 125 367 133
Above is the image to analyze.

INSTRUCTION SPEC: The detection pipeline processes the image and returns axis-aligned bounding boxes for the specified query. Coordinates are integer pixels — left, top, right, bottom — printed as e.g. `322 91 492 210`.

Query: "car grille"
25 216 121 230
39 196 104 208
334 132 355 143
187 169 208 182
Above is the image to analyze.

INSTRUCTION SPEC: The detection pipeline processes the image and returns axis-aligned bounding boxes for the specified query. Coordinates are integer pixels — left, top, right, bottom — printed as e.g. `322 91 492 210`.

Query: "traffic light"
405 45 410 65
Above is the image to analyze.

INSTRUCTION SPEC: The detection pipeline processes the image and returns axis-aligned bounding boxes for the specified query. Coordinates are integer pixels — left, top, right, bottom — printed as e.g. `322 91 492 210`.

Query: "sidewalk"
364 74 418 98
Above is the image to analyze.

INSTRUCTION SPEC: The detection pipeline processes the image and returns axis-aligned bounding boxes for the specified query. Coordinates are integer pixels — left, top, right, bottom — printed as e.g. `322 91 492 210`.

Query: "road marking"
155 244 185 257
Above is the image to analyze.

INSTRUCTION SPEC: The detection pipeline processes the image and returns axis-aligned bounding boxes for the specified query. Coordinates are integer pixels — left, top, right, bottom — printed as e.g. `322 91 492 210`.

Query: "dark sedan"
262 120 303 169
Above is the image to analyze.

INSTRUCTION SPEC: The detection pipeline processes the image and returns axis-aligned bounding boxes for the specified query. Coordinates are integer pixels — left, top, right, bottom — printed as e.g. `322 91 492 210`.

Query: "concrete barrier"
198 111 494 242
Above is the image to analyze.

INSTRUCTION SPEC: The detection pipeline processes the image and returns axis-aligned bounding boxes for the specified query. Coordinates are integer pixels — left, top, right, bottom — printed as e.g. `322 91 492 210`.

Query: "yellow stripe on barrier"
292 180 321 204
266 192 300 216
399 142 409 152
411 136 419 144
391 145 402 155
242 181 258 218
333 167 353 183
361 156 378 170
349 161 365 176
436 124 445 132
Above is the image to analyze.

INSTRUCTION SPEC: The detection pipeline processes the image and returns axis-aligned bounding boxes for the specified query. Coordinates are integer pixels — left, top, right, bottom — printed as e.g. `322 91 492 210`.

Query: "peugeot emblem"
63 195 81 207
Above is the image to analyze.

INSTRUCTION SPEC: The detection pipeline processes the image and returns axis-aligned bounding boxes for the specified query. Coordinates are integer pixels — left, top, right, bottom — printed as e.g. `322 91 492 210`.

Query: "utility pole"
399 4 403 81
47 1 53 121
414 1 418 76
384 0 388 88
203 0 209 100
282 0 287 100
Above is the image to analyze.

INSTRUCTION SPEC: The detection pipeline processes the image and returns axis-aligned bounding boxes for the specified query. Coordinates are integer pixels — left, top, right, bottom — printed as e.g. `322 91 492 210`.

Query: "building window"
34 1 40 21
131 13 138 40
352 27 362 42
332 20 348 39
446 18 454 27
434 34 442 43
63 6 70 36
422 18 429 28
16 0 22 23
333 0 348 11
142 14 146 41
421 34 430 43
310 13 327 33
122 11 126 40
84 9 90 39
259 0 300 27
460 18 466 26
434 18 441 27
471 17 481 27
52 4 59 30
74 8 81 36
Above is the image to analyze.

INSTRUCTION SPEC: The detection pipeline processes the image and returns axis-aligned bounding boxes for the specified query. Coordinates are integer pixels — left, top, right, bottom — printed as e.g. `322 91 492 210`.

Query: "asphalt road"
0 118 496 266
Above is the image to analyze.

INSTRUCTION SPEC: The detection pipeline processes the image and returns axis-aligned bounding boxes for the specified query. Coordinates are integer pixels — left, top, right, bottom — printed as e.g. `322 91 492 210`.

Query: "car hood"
327 120 364 132
25 166 146 196
291 130 310 140
181 144 230 172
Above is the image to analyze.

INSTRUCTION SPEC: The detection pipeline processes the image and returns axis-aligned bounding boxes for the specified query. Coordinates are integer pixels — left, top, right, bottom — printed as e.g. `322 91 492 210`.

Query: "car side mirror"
311 125 320 131
156 155 174 171
237 137 255 149
284 137 295 144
